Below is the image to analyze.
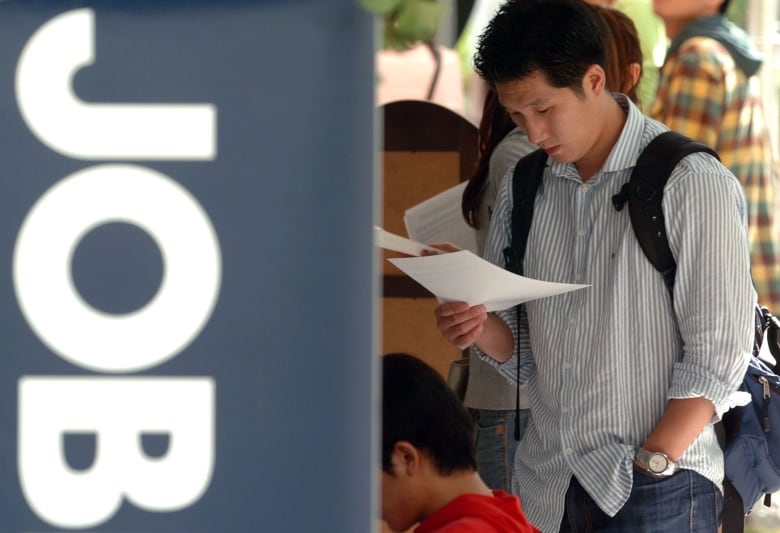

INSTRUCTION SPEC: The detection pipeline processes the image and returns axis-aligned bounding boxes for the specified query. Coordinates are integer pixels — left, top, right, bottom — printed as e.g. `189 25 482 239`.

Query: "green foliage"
359 0 402 14
726 0 747 29
360 0 444 50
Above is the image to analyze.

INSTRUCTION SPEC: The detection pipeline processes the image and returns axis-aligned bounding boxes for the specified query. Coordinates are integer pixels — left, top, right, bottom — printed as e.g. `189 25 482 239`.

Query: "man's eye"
538 108 550 114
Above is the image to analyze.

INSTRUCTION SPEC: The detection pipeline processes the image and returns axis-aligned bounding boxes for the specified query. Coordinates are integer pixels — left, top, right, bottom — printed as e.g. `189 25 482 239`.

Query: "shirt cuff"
668 361 748 422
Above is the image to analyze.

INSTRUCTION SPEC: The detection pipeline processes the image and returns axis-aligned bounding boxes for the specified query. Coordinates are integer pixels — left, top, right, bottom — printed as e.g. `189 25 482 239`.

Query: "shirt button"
563 362 572 370
574 273 582 281
565 448 574 455
561 406 570 413
577 229 585 237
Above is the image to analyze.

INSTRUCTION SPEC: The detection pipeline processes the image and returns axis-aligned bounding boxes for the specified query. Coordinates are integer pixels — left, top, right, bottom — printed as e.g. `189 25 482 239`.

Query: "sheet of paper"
374 226 441 256
388 250 589 312
404 181 478 254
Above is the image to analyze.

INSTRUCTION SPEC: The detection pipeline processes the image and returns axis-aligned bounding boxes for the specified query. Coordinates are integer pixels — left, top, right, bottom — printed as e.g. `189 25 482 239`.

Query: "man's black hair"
382 353 477 475
474 0 606 96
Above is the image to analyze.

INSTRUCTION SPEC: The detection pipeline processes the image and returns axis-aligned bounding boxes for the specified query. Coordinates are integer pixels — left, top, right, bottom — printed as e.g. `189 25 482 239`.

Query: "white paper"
388 250 589 312
404 181 478 254
374 226 441 256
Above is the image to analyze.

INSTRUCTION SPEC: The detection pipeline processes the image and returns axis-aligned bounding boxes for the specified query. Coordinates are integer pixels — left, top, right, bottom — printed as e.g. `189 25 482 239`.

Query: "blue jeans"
559 466 723 532
471 408 530 492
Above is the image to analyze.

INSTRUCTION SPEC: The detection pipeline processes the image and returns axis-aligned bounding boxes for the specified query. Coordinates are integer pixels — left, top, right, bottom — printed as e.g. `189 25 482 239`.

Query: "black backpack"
504 130 780 524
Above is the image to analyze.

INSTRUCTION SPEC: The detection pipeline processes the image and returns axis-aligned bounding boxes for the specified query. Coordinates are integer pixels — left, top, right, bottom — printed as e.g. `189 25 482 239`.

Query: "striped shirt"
479 95 754 532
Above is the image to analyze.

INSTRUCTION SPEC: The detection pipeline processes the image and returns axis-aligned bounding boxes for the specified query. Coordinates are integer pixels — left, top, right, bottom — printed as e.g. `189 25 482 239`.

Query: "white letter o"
13 164 222 373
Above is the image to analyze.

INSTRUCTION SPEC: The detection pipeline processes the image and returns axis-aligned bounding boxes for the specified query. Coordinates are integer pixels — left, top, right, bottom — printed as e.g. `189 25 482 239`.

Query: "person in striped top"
433 0 754 530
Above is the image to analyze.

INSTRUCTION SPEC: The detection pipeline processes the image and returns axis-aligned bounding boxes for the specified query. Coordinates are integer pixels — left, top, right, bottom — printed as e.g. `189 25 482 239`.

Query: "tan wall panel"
382 150 462 277
381 297 460 379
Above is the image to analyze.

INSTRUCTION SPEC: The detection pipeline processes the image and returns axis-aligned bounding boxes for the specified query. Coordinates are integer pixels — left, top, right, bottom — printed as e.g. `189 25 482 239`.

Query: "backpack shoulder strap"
503 149 547 442
760 307 780 373
504 148 547 276
612 131 719 293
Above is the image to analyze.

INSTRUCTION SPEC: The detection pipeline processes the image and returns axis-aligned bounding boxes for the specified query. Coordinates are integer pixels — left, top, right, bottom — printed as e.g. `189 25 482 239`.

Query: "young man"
434 0 755 530
651 0 780 312
381 353 538 532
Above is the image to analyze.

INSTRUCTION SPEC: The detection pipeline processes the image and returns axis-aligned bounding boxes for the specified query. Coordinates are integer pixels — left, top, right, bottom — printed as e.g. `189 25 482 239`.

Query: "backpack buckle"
612 183 631 211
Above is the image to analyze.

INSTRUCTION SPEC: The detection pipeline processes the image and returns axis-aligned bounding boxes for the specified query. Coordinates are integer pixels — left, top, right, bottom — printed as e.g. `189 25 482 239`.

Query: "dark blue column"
0 1 376 531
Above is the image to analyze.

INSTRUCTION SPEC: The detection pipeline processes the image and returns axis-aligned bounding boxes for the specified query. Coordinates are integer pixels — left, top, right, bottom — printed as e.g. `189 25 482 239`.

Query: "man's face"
652 0 723 19
496 71 596 166
380 469 419 532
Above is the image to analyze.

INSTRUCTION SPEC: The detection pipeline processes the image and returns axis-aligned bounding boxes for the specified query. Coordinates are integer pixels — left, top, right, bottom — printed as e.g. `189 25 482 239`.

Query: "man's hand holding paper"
435 301 487 350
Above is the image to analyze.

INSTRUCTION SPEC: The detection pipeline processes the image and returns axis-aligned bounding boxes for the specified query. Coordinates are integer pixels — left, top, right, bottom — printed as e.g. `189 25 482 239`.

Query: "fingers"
435 301 472 317
450 320 485 350
435 303 488 350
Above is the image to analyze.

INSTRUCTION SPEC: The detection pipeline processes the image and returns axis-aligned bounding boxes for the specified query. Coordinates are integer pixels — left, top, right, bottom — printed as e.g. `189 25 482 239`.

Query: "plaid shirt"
651 36 780 309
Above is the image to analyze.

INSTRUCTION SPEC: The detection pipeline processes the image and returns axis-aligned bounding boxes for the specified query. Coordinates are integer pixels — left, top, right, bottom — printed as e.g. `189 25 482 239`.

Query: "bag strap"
503 148 547 441
611 131 719 294
760 307 780 374
504 149 548 276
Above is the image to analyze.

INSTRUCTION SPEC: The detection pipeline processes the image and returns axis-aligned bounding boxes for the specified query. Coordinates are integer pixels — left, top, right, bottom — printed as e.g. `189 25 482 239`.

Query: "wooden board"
380 100 478 371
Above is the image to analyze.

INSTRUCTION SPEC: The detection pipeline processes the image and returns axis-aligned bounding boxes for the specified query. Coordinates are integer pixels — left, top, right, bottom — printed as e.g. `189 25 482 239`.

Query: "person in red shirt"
381 353 539 532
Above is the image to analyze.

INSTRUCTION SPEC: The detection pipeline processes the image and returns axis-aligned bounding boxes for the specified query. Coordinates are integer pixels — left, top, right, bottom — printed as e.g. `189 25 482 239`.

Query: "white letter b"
18 377 215 529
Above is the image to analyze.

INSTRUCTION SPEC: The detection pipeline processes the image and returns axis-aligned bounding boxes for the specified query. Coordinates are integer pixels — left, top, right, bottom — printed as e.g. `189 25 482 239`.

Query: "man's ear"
391 441 421 476
583 64 607 96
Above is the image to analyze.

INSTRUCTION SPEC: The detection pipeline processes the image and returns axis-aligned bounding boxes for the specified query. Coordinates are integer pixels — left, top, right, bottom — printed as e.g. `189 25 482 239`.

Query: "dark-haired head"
382 353 477 475
474 0 606 96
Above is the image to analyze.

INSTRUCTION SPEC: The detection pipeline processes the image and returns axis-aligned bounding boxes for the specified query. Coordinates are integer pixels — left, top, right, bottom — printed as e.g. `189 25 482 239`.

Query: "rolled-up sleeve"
665 157 754 415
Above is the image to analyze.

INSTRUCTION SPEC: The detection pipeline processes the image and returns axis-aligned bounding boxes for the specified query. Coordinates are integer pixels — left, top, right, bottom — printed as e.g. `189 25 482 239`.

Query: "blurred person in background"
585 0 667 112
651 0 780 311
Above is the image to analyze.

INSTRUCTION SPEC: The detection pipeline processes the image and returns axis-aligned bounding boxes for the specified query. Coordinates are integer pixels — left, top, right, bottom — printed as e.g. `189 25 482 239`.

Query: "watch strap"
635 447 677 477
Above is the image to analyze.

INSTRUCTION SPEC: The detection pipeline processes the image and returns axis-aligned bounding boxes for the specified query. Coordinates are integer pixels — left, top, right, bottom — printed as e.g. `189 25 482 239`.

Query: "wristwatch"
635 448 677 478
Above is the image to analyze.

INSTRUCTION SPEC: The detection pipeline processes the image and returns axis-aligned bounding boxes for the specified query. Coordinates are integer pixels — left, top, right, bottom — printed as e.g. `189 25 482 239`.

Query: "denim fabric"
559 466 723 532
472 408 530 492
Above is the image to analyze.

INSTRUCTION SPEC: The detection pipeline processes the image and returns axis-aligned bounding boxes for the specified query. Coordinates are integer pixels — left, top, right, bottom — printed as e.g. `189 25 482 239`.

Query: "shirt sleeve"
664 156 754 416
651 40 727 149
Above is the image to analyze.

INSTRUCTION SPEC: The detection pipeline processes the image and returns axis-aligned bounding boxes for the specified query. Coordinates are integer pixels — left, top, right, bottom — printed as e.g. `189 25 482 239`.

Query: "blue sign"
0 1 376 531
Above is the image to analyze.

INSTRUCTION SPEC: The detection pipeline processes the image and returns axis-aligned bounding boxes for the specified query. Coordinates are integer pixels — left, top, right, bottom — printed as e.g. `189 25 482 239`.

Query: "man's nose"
524 118 546 147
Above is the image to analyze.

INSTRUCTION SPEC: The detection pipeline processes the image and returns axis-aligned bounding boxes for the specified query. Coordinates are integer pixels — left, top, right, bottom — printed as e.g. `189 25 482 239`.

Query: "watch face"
647 453 669 473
